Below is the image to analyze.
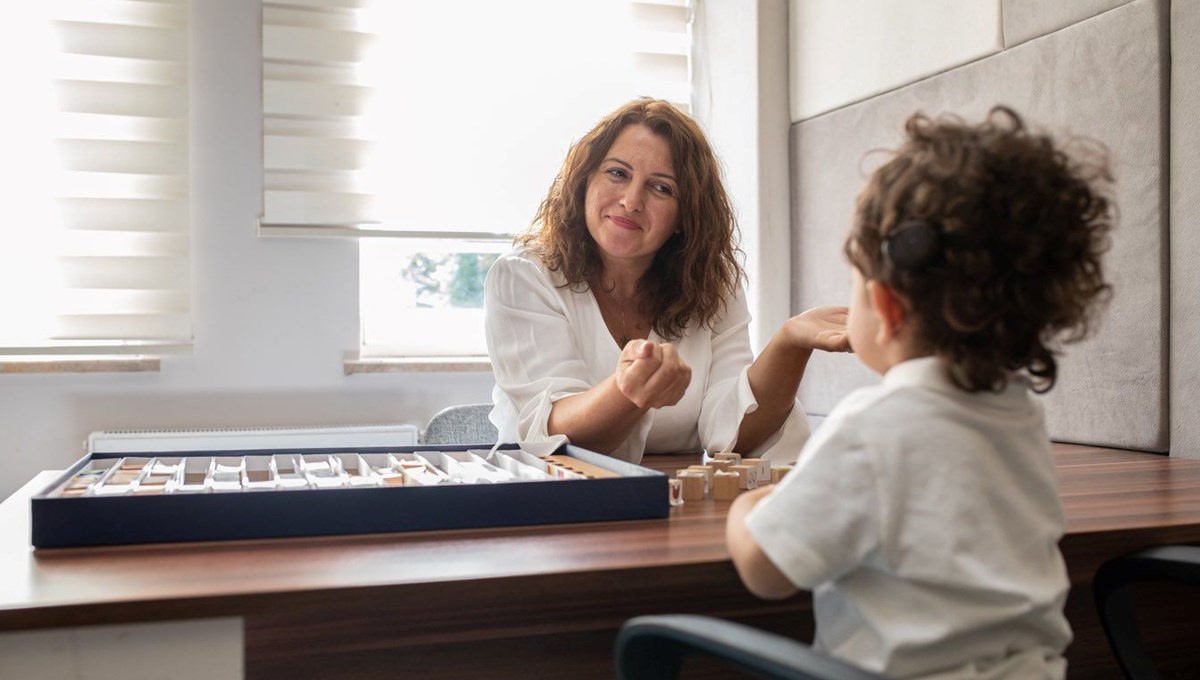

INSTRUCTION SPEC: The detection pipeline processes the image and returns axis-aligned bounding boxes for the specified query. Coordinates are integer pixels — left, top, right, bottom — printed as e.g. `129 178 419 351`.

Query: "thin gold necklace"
601 285 633 347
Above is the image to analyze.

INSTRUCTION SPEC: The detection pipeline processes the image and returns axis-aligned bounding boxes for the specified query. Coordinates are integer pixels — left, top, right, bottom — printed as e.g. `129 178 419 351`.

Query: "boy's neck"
877 335 933 375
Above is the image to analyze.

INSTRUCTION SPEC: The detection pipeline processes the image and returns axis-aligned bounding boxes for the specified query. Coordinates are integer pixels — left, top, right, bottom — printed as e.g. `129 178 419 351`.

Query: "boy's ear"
866 280 907 344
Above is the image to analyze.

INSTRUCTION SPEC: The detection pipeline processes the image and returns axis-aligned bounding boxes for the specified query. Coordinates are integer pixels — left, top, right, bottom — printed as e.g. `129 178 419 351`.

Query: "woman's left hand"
784 306 851 353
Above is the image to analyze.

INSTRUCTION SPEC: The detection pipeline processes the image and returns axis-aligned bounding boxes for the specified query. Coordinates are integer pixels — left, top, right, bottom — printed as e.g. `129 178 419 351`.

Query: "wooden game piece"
770 465 793 484
686 464 714 487
729 464 757 490
741 457 771 484
668 478 684 506
381 474 406 487
713 451 742 465
676 470 706 501
712 470 741 500
543 455 620 479
707 459 733 474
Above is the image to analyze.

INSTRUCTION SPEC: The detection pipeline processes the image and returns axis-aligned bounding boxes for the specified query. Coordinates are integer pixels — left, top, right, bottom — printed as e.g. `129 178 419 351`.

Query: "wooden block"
707 459 733 474
713 451 742 465
770 465 793 484
741 458 771 484
712 470 741 500
543 455 620 479
686 465 714 487
668 478 684 506
729 464 757 490
676 471 706 501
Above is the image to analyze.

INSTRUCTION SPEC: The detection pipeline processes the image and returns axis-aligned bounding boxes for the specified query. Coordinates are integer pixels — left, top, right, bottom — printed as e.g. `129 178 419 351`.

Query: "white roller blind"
0 0 190 356
261 0 692 237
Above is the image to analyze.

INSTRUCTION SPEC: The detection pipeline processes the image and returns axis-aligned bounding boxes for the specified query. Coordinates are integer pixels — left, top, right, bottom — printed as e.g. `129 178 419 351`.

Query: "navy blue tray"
31 443 667 548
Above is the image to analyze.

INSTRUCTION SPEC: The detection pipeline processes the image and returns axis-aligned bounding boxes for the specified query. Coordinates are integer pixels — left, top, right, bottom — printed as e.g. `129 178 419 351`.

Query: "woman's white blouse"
484 248 810 464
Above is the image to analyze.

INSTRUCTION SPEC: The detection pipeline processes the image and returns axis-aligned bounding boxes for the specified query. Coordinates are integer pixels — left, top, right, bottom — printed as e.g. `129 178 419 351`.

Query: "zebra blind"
260 0 692 238
0 0 191 356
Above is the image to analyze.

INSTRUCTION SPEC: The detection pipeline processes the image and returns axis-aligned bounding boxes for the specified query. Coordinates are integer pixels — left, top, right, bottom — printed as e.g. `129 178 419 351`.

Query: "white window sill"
0 357 161 374
344 356 493 375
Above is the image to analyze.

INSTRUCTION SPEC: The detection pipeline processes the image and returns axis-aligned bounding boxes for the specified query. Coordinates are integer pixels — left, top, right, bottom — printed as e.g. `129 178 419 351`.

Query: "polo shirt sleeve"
484 254 595 442
743 413 881 589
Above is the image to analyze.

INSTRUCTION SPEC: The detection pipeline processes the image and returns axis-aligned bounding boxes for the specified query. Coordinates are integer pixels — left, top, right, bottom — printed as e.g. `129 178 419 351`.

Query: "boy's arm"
726 485 799 600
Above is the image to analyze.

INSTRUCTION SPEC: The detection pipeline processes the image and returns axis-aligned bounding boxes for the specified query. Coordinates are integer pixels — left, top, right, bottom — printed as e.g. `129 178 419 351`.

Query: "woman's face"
584 124 680 273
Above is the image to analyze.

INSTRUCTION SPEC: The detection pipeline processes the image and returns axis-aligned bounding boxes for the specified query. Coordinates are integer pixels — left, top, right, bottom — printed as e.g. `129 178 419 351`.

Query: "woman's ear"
866 280 907 344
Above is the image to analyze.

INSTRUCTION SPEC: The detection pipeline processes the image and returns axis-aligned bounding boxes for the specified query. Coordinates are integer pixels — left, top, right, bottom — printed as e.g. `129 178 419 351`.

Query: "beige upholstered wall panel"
1001 0 1135 47
792 0 1167 450
1172 1 1200 457
788 0 1001 122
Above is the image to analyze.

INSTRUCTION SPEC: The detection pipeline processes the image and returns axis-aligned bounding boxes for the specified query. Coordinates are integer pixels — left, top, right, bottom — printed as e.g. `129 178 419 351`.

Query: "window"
260 0 693 357
0 0 191 359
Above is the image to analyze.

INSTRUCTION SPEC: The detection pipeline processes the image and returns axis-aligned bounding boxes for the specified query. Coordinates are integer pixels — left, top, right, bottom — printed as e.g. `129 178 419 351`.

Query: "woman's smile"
608 215 641 230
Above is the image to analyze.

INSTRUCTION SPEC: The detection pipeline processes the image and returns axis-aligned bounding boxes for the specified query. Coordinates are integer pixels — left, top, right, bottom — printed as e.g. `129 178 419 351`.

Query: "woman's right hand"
783 305 851 353
615 340 692 409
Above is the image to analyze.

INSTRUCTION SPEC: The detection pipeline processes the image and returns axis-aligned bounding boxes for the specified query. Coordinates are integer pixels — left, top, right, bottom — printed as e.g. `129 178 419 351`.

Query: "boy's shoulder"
819 358 1039 448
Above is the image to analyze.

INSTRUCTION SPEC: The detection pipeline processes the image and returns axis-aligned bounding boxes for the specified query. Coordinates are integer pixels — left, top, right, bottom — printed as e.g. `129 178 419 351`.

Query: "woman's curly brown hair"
845 106 1114 393
516 98 743 340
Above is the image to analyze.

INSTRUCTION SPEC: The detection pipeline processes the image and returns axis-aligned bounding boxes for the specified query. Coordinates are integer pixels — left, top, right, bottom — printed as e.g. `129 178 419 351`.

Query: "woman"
485 98 848 463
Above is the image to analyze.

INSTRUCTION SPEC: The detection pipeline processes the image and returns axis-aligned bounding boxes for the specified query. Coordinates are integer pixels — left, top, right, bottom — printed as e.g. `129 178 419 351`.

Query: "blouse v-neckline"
589 288 655 351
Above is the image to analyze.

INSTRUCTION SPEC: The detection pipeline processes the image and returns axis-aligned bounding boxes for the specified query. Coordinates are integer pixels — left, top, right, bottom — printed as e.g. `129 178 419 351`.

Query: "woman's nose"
621 183 645 212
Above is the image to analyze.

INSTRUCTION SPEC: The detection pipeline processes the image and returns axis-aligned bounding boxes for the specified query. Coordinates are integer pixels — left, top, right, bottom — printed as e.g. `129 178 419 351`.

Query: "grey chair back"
422 403 498 446
616 614 889 680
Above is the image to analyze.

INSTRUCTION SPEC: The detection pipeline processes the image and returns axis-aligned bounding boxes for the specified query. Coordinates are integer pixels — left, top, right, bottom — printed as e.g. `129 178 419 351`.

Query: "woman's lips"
609 215 640 230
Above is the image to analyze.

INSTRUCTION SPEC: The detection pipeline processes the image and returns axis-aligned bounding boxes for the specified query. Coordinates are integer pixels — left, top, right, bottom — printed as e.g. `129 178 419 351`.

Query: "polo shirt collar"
882 355 1030 400
881 356 950 390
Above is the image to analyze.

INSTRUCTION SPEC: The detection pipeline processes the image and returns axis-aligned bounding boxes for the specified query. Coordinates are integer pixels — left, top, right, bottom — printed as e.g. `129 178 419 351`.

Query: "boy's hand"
615 340 692 409
784 306 851 353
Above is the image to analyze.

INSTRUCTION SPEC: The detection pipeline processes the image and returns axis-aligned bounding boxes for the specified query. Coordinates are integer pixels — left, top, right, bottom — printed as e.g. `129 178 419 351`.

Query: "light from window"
360 239 507 356
352 0 693 356
0 0 191 356
1 7 71 345
261 0 691 357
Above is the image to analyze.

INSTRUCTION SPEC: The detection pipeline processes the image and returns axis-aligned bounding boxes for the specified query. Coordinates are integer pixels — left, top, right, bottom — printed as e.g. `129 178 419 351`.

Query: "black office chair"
615 614 889 680
1093 545 1200 679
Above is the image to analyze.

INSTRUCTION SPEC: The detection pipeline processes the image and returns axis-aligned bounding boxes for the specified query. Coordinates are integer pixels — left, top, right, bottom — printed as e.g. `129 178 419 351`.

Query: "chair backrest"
422 403 498 446
1093 545 1200 679
616 614 889 680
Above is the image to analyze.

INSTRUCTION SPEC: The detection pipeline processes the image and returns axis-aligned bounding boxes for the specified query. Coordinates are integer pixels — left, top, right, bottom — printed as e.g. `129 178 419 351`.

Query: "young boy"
726 107 1113 679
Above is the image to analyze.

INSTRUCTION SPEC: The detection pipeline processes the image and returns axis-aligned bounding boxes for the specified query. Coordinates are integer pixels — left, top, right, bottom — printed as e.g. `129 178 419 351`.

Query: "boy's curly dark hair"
845 106 1114 393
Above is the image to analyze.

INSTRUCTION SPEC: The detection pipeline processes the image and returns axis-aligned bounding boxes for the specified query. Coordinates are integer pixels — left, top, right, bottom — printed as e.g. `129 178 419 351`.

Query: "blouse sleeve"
697 288 812 463
484 254 595 443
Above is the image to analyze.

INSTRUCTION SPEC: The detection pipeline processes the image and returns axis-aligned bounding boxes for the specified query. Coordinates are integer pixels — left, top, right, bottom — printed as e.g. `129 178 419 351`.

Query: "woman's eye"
605 168 628 179
653 183 676 197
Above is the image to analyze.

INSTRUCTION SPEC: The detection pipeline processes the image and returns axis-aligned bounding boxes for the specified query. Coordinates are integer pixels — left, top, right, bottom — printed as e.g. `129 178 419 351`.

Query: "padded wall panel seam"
1001 0 1137 48
1171 0 1200 457
789 0 1002 123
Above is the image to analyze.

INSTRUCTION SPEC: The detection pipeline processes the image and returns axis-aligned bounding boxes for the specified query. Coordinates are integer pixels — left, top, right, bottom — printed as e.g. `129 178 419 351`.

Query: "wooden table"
2 445 1200 678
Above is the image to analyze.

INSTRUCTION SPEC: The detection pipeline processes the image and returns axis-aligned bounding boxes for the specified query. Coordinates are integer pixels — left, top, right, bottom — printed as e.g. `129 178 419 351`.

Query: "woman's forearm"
735 333 811 453
733 306 848 454
546 375 648 454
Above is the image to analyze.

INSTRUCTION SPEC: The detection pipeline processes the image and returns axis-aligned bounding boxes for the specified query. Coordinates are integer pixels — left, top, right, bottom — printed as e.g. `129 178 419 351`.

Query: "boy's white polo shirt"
745 357 1071 680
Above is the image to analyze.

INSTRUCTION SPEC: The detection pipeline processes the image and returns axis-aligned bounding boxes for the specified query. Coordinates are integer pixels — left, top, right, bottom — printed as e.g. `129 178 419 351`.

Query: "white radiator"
86 424 419 454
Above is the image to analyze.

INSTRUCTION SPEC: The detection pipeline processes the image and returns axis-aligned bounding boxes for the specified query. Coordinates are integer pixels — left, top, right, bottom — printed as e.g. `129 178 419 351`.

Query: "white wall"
0 0 495 500
789 0 1002 122
693 0 792 350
